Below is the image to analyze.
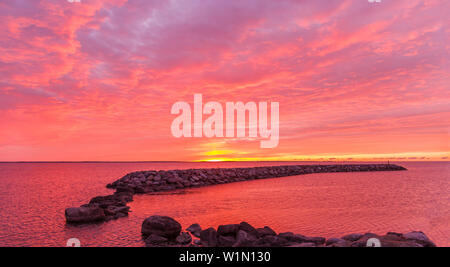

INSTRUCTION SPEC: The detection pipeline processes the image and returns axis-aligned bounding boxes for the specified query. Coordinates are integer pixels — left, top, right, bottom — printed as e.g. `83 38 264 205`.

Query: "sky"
0 0 449 162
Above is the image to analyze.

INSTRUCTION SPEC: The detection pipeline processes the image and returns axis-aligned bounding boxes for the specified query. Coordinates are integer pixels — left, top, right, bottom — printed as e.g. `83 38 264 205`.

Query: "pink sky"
0 0 449 162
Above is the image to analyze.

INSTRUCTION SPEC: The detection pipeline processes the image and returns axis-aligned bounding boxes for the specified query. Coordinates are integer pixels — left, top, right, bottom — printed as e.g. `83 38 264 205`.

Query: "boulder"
145 234 169 246
239 222 259 237
303 236 326 245
278 232 295 241
341 233 363 242
233 230 257 247
291 234 325 245
176 232 193 245
386 232 403 237
256 226 277 237
217 224 240 236
259 235 288 247
403 231 436 247
141 216 182 239
277 232 325 245
186 223 202 238
65 206 105 223
89 195 124 209
218 235 236 247
105 206 130 216
200 227 218 247
326 238 347 246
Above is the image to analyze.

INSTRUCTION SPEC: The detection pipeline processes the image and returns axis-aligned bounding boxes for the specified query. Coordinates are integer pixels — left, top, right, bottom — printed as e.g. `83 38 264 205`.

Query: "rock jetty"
65 164 406 224
141 215 436 247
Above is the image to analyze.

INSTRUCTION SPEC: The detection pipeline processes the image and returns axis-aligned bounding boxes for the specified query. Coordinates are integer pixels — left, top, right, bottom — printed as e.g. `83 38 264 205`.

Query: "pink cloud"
0 0 448 161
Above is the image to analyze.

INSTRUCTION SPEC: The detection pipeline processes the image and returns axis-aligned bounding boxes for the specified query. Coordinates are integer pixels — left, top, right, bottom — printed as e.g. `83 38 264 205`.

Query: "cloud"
0 0 448 161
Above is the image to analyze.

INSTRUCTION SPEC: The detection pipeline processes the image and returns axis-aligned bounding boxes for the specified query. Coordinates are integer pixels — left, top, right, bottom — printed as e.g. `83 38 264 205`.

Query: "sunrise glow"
0 0 448 162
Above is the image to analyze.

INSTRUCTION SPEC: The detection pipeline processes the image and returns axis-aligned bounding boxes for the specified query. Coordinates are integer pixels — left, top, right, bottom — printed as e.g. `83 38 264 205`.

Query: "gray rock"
256 226 277 237
186 223 202 238
403 231 436 247
141 215 182 239
292 234 313 244
145 234 169 246
341 233 363 242
304 236 326 245
218 235 236 247
278 233 325 245
65 206 105 223
239 222 259 237
105 206 130 216
89 195 125 209
217 224 240 236
200 227 218 247
260 235 288 247
176 232 192 245
278 232 295 241
233 230 257 247
326 238 347 246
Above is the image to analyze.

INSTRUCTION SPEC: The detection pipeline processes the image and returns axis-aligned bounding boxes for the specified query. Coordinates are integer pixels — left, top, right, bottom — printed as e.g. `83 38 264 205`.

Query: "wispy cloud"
0 0 448 161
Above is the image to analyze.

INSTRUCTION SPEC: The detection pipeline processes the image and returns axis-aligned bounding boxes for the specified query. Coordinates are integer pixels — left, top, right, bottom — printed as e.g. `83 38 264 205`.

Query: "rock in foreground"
141 216 436 247
142 215 182 239
65 206 106 223
65 191 133 224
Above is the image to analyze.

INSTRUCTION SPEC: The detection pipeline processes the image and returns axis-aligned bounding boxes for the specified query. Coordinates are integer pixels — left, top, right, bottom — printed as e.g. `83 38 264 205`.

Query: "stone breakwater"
65 164 406 224
141 215 436 247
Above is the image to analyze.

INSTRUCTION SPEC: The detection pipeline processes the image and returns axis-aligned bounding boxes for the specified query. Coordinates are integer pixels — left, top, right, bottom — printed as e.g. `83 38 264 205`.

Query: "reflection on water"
0 161 448 247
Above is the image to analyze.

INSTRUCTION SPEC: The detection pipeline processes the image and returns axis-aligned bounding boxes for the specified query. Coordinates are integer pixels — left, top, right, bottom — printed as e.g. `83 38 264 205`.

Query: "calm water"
0 161 448 247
